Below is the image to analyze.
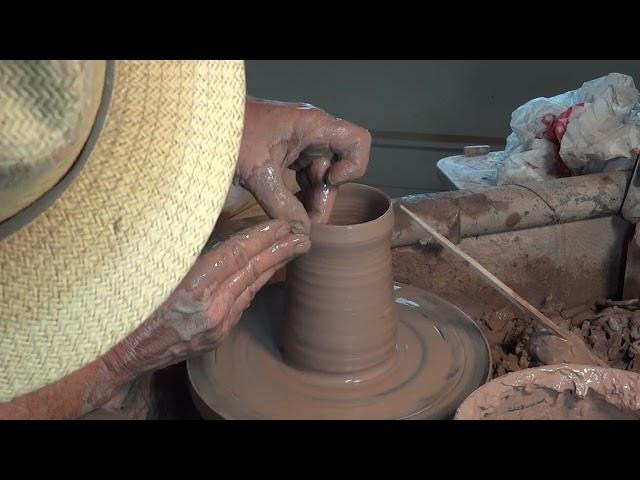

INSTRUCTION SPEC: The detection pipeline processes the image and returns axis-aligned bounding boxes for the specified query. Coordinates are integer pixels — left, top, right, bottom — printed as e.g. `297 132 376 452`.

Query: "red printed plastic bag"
498 73 640 184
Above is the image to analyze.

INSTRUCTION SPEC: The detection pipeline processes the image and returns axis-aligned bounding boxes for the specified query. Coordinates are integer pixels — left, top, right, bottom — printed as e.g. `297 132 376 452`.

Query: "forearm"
0 357 131 420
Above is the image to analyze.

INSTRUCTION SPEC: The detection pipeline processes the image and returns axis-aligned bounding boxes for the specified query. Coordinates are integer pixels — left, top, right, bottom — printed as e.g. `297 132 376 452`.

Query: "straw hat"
0 60 246 402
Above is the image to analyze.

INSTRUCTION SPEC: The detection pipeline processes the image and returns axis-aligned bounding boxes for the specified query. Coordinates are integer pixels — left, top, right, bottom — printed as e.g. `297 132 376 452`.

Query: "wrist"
0 357 134 419
86 357 138 411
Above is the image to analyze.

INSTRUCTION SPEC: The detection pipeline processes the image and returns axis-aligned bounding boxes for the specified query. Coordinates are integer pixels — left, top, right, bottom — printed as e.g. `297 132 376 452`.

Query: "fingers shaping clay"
188 184 491 419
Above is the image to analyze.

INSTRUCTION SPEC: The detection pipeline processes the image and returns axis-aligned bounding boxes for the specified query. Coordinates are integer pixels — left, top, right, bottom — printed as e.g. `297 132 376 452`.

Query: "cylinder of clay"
282 183 397 374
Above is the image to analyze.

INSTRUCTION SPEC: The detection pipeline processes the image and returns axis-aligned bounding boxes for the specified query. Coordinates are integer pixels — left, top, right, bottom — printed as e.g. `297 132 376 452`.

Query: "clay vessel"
282 183 397 374
454 364 640 420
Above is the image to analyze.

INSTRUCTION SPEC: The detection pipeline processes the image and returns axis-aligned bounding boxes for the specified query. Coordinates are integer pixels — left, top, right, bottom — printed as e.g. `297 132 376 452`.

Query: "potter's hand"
101 219 310 380
236 97 372 234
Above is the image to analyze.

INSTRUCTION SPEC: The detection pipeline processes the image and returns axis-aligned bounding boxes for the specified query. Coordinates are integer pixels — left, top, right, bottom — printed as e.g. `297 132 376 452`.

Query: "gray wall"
246 61 640 196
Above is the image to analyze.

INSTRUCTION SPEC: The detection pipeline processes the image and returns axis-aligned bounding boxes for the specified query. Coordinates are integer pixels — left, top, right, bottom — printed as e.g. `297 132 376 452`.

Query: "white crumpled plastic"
497 73 640 185
499 138 560 184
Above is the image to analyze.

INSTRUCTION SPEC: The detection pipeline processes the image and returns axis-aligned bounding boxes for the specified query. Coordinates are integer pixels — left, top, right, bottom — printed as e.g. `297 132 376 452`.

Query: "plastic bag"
560 76 640 174
497 73 640 185
498 138 562 184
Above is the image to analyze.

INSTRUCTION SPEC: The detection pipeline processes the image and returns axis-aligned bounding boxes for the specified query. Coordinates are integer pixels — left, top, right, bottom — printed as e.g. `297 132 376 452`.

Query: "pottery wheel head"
187 283 491 420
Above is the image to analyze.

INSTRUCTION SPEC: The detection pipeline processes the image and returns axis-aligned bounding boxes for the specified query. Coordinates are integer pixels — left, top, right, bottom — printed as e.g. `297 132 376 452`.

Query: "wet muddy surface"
480 297 640 378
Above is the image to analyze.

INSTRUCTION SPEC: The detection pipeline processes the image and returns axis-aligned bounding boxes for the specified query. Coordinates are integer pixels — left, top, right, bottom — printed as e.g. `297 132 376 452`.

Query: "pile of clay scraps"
480 298 640 378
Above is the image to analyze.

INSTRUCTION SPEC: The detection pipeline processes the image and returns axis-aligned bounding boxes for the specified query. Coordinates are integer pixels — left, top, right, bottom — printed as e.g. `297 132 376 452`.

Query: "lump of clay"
529 330 597 365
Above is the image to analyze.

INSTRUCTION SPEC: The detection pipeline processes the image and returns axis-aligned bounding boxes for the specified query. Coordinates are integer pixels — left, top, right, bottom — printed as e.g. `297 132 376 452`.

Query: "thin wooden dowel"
400 203 608 368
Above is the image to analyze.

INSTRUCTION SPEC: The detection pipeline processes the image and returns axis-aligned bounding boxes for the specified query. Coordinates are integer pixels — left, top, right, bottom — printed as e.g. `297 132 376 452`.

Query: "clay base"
187 283 491 420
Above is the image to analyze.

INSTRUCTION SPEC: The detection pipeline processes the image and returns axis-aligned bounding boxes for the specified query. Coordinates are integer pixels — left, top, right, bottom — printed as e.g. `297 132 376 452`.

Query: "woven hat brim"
0 60 246 402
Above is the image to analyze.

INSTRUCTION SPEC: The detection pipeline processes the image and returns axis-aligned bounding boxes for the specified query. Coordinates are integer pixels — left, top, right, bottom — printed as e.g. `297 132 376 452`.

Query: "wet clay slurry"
283 184 397 373
187 184 491 419
455 365 640 420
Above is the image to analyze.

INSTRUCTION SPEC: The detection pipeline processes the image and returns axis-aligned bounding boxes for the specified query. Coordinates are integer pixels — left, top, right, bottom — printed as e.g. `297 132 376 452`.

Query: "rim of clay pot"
311 183 394 244
454 364 640 420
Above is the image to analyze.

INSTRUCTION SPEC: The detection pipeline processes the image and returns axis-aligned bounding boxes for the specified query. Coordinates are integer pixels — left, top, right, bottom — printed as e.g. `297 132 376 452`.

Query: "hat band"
0 61 115 241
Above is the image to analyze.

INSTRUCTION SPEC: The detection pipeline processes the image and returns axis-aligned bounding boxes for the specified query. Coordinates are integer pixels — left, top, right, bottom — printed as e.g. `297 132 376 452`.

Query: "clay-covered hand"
236 97 372 234
101 219 310 381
